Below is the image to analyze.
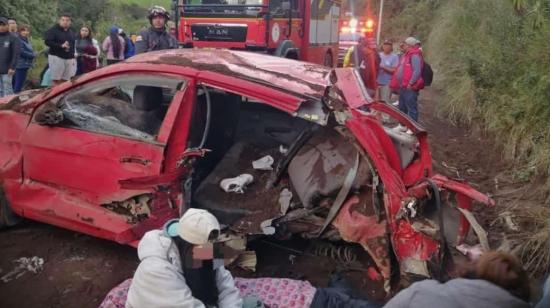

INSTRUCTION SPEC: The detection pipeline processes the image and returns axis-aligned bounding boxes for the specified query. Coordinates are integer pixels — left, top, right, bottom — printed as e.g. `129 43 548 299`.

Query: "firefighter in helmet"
135 6 178 54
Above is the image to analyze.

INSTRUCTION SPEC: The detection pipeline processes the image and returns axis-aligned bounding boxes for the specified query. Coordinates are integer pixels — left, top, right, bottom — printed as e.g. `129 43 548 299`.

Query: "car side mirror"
35 102 64 126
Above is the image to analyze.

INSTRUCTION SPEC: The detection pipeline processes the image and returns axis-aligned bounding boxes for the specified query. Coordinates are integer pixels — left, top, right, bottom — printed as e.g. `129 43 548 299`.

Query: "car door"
20 73 188 206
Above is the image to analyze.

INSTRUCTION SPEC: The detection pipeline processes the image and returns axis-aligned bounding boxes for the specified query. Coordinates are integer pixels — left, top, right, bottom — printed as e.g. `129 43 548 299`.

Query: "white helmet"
165 209 220 245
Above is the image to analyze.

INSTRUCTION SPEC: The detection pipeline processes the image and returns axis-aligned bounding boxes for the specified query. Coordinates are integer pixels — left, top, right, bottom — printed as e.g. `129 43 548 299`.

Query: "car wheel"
324 52 333 68
0 187 21 229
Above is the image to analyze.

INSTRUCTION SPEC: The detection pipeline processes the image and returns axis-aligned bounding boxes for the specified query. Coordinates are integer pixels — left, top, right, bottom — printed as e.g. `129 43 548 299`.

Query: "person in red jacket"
391 37 424 122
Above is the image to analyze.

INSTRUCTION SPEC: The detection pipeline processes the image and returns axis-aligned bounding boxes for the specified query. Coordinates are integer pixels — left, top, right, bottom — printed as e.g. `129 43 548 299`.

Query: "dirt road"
0 88 535 307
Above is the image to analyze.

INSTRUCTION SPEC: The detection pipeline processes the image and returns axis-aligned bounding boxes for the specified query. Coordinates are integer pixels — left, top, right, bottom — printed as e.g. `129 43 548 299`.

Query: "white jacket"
126 230 243 308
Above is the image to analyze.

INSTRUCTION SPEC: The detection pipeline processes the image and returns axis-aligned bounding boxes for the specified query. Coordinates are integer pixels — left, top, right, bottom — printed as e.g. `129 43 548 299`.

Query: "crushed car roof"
127 49 332 100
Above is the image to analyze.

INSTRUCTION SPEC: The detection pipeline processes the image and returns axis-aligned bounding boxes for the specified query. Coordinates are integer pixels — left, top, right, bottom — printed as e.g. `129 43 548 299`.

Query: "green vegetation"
381 0 550 275
1 0 175 83
383 0 550 184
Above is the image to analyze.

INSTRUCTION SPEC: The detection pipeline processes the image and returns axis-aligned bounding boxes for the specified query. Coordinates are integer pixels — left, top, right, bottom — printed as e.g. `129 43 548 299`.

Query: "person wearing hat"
102 26 125 65
0 16 20 97
135 6 178 54
390 37 424 122
126 208 243 308
377 40 399 104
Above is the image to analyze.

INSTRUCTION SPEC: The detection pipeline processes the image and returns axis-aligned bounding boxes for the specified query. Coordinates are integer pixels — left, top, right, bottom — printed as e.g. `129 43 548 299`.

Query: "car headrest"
133 86 163 111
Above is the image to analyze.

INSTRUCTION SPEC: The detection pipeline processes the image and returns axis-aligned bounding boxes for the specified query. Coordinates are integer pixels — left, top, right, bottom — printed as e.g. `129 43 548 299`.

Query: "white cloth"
126 230 243 308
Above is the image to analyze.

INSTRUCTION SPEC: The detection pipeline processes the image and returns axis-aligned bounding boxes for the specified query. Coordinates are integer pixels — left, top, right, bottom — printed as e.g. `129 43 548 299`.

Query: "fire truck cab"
173 0 341 66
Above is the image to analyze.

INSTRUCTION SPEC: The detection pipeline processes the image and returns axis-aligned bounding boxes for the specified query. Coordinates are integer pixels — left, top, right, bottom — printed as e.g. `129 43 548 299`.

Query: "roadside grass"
384 0 550 276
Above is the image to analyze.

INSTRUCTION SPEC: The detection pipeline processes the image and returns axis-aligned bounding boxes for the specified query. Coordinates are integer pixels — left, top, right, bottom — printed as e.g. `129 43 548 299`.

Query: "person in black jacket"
135 6 178 54
0 17 20 97
44 13 76 86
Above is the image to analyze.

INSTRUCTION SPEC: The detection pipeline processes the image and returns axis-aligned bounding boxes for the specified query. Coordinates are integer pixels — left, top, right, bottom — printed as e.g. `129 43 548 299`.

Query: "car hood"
0 89 50 114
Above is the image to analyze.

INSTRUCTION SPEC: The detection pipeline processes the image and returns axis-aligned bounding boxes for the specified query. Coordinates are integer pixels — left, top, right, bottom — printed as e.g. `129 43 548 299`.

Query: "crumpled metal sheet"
332 196 391 290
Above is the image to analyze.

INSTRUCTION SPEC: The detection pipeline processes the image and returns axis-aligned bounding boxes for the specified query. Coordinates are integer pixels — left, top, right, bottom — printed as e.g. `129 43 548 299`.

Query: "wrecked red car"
0 49 493 292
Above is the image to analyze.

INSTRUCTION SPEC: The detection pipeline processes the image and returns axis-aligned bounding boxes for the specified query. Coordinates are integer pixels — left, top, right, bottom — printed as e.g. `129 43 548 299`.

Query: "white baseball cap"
405 37 420 46
165 209 221 245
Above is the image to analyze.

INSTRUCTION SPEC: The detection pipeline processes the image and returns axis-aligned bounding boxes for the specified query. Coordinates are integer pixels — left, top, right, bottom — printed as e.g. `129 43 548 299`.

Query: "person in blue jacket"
14 24 35 93
119 29 135 59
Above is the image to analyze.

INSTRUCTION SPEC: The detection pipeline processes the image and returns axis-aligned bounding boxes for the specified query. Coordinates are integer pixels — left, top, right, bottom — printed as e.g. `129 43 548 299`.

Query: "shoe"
220 174 254 193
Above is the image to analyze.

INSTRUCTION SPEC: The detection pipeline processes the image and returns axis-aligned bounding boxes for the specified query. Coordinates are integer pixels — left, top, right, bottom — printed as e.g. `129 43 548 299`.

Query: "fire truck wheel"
0 186 21 229
324 52 333 67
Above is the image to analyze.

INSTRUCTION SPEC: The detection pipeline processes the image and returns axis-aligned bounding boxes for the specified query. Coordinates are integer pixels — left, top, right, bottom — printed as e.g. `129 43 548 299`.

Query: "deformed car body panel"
0 49 494 289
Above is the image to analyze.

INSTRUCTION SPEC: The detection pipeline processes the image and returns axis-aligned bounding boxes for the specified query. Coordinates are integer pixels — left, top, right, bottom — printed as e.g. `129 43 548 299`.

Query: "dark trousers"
13 68 29 93
311 288 381 308
398 88 420 122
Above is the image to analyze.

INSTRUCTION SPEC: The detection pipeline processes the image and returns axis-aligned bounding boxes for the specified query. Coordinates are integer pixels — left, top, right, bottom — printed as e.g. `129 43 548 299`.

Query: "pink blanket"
99 277 316 308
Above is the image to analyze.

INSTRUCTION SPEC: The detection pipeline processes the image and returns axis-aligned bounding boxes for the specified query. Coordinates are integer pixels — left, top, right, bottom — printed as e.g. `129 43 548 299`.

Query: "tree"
0 0 58 35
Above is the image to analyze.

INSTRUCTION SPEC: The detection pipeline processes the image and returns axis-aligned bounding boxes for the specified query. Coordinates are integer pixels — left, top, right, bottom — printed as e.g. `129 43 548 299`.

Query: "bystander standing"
75 26 98 75
102 26 125 65
390 37 424 122
13 24 35 93
44 13 76 86
0 17 20 97
377 40 399 103
7 18 17 33
135 6 178 54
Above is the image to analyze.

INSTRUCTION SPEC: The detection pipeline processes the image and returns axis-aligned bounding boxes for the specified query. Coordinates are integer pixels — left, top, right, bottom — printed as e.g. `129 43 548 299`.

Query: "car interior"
188 86 373 236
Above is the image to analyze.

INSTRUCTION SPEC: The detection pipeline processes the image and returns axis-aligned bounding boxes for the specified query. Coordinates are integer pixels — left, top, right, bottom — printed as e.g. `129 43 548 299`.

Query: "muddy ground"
0 88 539 308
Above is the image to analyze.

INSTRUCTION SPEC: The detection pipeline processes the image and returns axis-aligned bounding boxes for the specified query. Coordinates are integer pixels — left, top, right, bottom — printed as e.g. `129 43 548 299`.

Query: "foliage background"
1 0 171 81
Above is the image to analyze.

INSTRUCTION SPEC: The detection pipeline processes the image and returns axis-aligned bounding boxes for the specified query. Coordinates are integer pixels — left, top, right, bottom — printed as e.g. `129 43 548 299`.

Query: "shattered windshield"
34 74 185 143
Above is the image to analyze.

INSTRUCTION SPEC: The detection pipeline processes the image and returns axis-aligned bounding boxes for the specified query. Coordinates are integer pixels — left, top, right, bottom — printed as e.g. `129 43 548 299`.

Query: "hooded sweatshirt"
44 24 75 59
384 278 530 308
125 230 242 308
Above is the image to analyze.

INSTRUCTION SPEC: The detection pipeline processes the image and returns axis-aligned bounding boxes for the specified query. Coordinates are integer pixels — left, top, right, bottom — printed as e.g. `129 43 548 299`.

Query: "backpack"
422 61 434 86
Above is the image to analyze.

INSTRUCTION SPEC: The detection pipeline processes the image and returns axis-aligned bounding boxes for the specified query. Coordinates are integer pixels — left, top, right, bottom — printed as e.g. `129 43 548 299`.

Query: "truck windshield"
182 0 266 17
339 32 362 42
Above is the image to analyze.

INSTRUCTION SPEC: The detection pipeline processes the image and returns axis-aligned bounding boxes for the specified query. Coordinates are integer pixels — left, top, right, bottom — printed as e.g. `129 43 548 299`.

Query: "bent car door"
15 73 188 242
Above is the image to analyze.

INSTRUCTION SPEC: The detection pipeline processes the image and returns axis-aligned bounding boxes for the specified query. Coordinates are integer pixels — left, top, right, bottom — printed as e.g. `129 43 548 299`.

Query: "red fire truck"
172 0 341 67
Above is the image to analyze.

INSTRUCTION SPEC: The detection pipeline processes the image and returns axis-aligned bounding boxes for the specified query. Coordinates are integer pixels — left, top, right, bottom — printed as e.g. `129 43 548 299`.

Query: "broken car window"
34 74 186 142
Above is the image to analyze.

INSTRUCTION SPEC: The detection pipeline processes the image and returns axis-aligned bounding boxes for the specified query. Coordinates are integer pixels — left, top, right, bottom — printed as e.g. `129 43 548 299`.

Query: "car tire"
0 187 21 229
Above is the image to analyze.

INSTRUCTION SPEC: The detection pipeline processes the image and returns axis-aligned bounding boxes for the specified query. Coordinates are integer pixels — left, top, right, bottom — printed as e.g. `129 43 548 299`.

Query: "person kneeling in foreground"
384 251 531 308
126 209 243 308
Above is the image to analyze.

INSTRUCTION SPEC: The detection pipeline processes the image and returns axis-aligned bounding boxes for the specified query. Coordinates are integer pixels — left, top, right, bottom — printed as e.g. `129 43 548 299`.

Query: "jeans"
13 68 29 93
0 74 14 97
398 88 419 122
311 288 381 308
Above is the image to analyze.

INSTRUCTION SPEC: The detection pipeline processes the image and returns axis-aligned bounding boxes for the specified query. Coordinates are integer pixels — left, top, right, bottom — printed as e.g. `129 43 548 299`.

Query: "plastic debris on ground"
252 155 275 171
279 188 293 215
1 256 44 283
260 219 276 235
220 174 254 193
